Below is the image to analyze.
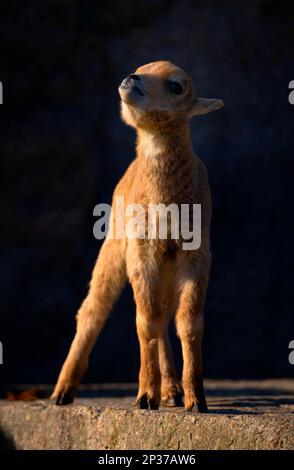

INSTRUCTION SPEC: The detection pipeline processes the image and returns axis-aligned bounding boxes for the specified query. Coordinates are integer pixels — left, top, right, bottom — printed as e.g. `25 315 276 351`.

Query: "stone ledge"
0 380 293 450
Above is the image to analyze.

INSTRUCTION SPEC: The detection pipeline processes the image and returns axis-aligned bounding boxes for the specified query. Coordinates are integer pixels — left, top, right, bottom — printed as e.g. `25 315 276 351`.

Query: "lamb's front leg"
135 308 163 410
129 256 164 409
176 268 209 413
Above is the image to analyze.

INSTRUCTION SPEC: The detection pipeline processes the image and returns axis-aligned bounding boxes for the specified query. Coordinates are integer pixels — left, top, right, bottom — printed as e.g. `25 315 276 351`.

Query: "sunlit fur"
52 61 223 411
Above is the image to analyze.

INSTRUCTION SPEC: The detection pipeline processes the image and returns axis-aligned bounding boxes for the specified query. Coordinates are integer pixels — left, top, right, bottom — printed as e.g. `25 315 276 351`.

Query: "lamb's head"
119 60 224 132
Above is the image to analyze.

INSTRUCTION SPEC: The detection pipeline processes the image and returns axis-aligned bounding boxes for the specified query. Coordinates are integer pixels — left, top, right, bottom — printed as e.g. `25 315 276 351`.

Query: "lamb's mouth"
133 85 144 96
120 83 144 97
119 76 145 97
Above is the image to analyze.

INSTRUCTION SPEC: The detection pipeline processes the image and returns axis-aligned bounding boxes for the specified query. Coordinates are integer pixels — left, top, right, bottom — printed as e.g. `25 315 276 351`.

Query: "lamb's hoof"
184 398 208 413
52 387 76 406
136 393 159 410
161 391 183 407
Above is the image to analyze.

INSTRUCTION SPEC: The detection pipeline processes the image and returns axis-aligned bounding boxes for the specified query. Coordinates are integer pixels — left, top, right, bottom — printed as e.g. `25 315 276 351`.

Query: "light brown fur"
52 61 223 411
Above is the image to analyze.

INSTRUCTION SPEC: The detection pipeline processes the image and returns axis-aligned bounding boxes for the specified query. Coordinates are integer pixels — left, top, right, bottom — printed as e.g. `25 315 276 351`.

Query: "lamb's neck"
135 125 196 202
136 124 193 163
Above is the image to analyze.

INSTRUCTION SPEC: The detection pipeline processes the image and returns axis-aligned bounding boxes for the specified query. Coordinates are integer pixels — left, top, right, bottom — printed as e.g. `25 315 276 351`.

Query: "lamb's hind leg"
159 329 183 406
51 239 126 405
176 263 209 412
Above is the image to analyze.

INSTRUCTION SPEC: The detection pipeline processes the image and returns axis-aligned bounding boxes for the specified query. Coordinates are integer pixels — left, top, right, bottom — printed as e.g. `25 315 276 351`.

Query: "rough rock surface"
0 380 293 450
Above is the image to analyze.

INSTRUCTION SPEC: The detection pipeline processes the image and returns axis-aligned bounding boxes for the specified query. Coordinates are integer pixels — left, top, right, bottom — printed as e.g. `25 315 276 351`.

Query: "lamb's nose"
129 74 140 81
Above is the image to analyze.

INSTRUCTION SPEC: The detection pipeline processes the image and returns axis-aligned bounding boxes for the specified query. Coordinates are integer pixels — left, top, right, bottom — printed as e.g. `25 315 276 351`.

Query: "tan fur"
52 61 223 411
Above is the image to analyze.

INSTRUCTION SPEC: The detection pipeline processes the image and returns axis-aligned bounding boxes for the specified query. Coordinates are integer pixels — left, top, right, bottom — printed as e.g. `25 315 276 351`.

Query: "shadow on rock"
0 426 15 450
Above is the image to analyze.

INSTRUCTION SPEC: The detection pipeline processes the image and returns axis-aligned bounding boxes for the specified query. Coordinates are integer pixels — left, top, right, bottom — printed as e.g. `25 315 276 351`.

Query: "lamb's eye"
168 81 183 95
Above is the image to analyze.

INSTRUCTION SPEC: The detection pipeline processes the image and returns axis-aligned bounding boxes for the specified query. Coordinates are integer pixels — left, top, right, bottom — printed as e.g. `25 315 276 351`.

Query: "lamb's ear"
189 97 224 117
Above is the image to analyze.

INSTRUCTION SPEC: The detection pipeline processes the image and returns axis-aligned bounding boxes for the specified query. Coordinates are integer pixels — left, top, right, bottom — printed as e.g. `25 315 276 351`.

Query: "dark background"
1 0 293 386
